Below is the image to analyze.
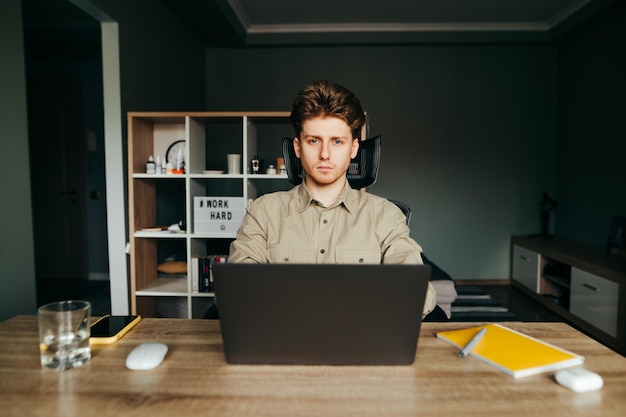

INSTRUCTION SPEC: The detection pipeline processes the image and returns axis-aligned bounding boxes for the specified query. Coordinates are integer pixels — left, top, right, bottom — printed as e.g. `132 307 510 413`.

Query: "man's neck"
304 177 347 207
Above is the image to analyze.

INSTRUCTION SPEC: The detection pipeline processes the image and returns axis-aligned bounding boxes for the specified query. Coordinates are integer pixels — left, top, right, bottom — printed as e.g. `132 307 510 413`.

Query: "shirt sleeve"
379 201 437 318
227 200 268 264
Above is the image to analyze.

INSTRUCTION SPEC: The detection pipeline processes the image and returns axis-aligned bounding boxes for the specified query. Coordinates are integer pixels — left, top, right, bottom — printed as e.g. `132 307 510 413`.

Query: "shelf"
542 273 570 289
128 112 292 318
133 172 288 180
134 231 186 238
247 174 289 180
191 292 215 298
188 173 242 179
133 173 186 179
192 233 237 239
136 277 188 296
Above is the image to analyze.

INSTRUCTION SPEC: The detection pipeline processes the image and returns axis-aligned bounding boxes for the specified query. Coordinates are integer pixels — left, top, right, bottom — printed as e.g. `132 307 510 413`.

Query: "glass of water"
37 300 91 370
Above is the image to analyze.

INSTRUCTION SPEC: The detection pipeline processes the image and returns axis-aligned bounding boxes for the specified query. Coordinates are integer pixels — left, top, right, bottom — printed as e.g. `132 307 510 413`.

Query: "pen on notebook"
459 327 487 358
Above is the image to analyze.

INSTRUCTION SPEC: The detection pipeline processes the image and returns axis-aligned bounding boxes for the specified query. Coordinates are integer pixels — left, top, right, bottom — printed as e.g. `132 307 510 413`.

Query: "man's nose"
319 142 330 159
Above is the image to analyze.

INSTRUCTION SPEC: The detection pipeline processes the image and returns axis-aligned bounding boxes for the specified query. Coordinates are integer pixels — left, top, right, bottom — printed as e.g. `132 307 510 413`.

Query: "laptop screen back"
213 263 430 365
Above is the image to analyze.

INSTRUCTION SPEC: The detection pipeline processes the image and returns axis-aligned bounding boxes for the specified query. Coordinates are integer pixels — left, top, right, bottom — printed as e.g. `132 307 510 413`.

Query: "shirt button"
320 249 325 254
359 258 364 263
322 219 328 224
283 257 289 262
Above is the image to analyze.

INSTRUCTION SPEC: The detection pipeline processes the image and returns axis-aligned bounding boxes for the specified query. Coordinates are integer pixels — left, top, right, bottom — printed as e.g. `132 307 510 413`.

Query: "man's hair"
289 80 366 139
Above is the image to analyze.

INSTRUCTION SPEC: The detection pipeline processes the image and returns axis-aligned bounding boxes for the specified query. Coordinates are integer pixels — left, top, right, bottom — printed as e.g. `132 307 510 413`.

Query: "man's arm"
379 202 437 318
228 203 267 264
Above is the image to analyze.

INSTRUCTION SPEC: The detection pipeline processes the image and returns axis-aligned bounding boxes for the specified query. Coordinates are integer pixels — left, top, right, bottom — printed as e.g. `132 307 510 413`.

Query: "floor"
477 284 563 322
36 279 111 317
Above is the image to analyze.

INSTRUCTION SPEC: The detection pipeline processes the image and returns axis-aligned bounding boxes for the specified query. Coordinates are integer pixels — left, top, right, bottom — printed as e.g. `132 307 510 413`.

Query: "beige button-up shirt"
228 182 436 317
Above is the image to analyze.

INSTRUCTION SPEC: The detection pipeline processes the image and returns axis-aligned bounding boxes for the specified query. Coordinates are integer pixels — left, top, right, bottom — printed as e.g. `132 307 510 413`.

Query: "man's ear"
351 138 360 159
293 137 301 158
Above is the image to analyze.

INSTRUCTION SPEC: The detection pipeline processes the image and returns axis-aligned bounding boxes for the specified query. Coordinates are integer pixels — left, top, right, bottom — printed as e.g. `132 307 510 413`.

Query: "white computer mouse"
555 367 603 393
125 342 168 370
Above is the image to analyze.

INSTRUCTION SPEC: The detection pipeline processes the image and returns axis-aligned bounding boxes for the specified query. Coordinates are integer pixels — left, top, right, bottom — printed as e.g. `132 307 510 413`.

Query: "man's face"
294 116 359 188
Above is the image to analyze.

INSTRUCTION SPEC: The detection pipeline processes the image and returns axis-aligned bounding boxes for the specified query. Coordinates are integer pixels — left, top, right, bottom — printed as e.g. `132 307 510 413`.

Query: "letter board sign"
193 197 245 236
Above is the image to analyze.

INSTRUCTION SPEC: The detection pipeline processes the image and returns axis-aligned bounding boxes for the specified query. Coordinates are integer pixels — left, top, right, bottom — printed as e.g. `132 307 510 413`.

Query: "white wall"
205 44 558 280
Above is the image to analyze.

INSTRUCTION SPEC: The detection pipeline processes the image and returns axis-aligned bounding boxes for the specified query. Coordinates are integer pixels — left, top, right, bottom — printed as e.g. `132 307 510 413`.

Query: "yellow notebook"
437 324 585 378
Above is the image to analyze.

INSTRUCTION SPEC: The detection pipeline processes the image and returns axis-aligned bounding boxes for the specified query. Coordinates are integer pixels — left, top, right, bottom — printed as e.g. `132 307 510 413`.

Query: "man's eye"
309 139 319 144
333 139 343 145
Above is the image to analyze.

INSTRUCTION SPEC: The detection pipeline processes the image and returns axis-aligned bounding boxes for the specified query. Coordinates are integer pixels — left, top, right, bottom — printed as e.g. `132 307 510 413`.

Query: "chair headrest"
281 135 382 189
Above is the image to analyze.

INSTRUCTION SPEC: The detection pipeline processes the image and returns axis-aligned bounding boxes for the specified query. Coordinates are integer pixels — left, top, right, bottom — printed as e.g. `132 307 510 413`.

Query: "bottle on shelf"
146 155 156 174
175 148 185 174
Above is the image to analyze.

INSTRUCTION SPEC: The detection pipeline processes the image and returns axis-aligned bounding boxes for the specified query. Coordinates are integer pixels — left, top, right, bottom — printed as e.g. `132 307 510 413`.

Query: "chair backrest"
282 135 382 189
388 199 412 225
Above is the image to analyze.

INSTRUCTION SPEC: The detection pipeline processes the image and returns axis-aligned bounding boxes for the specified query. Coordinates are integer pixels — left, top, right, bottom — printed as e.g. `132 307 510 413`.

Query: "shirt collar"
296 181 358 214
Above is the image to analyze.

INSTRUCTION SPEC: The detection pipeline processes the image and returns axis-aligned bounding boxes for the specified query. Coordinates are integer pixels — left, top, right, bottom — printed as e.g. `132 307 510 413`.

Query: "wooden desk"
1 317 625 417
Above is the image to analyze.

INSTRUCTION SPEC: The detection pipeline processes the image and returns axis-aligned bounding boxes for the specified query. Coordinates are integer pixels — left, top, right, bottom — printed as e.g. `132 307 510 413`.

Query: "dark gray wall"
555 3 626 249
205 45 558 279
89 0 206 113
0 0 37 320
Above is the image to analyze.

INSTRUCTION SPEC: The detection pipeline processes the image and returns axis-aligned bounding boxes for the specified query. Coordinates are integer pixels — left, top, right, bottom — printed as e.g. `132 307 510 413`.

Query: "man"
228 80 436 318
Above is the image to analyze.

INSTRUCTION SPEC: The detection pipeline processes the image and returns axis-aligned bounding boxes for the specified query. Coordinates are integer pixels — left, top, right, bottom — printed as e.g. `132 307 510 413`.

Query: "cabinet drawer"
512 245 539 291
570 268 618 338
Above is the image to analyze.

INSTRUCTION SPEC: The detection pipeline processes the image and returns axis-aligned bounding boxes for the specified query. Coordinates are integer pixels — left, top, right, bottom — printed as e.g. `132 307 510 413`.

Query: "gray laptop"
213 263 431 365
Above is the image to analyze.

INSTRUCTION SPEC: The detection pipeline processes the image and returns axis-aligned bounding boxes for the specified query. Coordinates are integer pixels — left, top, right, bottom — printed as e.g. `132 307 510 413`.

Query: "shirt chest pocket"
267 245 316 263
335 246 382 264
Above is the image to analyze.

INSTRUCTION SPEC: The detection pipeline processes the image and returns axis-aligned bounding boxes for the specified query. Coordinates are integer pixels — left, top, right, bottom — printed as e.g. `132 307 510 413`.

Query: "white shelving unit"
128 112 292 318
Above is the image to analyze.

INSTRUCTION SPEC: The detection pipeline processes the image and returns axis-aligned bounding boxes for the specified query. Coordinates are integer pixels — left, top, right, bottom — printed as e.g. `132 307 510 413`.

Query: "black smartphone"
90 315 142 345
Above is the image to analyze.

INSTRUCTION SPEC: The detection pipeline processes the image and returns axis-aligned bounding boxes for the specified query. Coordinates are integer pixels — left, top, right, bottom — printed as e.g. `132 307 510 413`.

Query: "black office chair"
387 199 412 226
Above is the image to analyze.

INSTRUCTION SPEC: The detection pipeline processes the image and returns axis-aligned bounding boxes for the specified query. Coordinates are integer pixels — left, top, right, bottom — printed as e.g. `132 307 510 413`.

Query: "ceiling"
21 0 616 47
161 0 616 46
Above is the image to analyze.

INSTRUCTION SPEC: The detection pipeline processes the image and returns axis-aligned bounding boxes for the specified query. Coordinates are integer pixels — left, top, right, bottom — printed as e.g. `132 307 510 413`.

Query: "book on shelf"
191 257 199 292
437 323 585 378
191 255 228 293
